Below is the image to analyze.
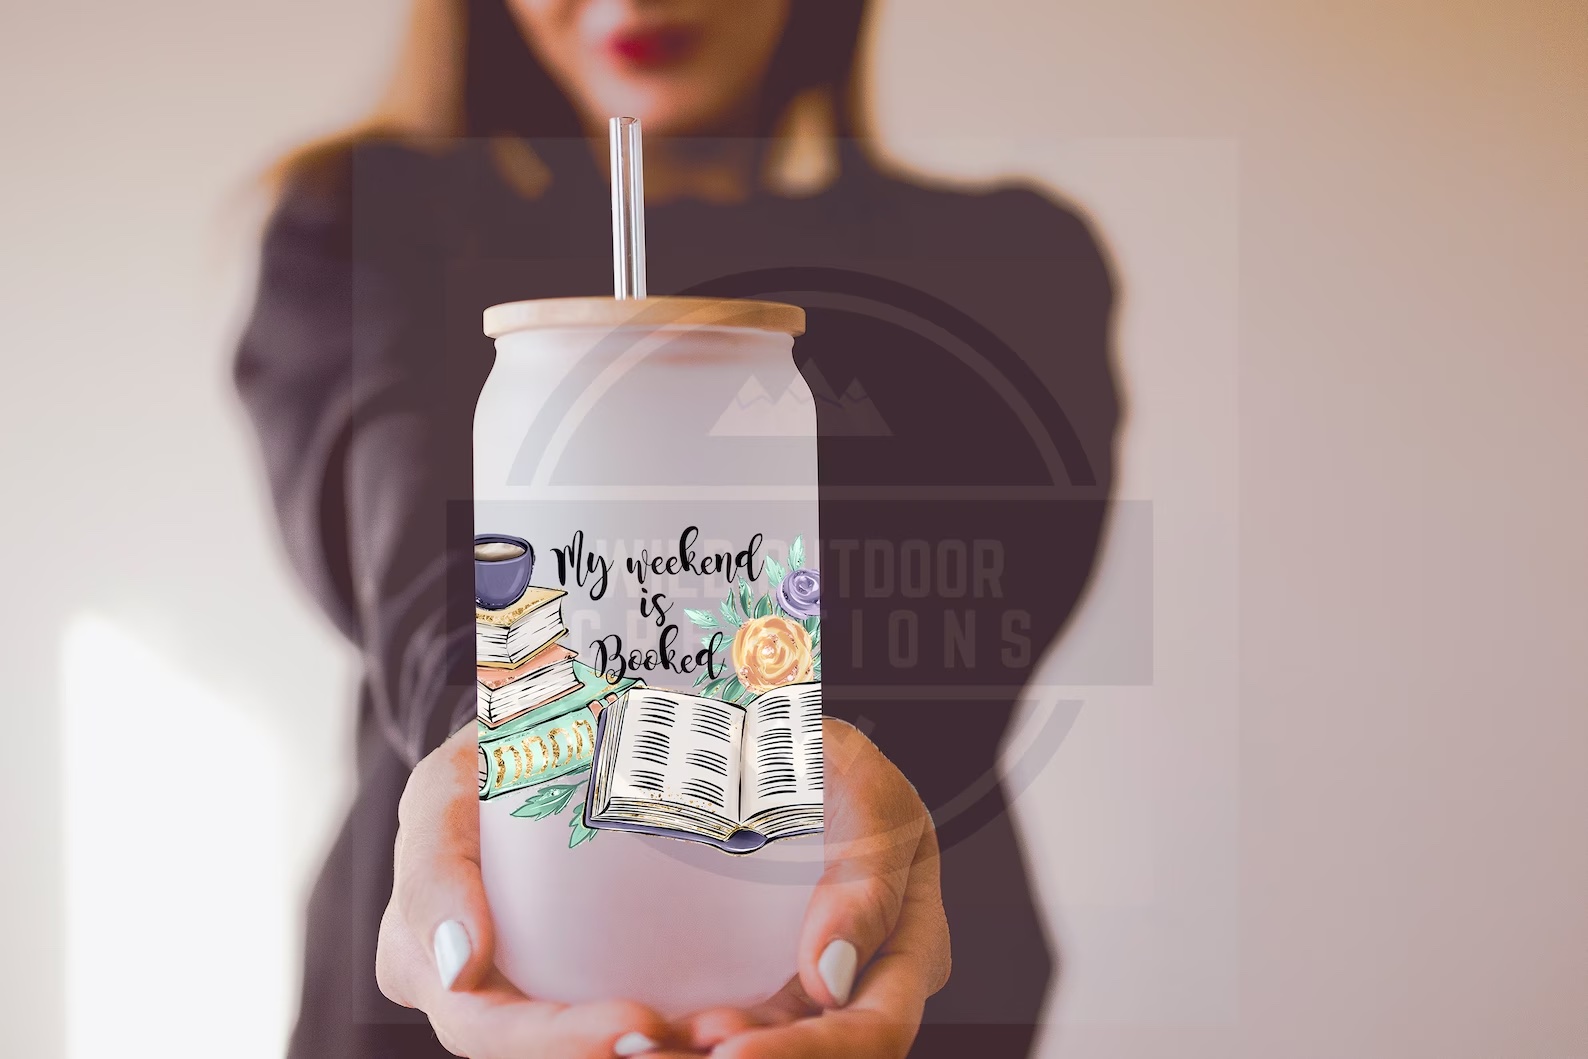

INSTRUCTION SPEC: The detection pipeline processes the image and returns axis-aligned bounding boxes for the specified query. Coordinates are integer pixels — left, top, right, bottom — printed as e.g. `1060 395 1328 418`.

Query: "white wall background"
1 1 1583 1056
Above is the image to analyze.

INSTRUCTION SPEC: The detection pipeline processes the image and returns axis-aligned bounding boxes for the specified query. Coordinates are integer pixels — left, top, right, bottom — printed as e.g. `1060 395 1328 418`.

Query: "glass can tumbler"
473 296 824 1016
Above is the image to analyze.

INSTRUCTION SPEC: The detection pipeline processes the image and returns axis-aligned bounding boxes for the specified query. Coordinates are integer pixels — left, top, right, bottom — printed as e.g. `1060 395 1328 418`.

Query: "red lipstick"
608 25 699 68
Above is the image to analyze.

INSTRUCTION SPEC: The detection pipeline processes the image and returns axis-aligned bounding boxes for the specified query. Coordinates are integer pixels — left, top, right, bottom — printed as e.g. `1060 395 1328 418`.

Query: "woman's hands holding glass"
375 718 950 1058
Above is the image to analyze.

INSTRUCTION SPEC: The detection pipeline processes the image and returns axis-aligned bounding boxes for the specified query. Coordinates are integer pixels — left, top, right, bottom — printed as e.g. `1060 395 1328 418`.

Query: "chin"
585 82 733 137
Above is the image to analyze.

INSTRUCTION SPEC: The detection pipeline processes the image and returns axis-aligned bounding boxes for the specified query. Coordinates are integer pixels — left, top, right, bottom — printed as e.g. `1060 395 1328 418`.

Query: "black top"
235 137 1119 1058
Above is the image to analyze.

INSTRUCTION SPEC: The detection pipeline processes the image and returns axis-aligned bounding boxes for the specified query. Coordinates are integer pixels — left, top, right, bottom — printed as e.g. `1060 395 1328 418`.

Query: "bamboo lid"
484 296 805 338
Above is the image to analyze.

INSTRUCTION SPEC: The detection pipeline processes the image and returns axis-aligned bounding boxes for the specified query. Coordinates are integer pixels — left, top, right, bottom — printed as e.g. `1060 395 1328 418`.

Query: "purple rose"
775 567 821 619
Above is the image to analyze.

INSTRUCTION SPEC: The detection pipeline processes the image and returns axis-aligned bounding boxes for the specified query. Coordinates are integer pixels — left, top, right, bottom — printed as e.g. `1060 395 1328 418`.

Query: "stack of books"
475 585 638 800
476 585 580 727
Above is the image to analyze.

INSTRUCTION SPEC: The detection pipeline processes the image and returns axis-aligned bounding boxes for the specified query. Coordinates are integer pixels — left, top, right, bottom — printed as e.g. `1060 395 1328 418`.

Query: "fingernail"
818 938 858 1006
433 920 471 990
613 1031 659 1056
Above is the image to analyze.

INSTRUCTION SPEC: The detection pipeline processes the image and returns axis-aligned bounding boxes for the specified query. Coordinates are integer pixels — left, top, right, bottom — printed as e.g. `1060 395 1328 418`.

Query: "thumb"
796 720 928 1009
394 722 496 996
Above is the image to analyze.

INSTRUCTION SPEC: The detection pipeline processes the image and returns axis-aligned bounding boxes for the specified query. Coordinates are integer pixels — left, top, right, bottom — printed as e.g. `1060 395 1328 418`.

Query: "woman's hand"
377 717 950 1058
679 719 952 1057
375 724 689 1058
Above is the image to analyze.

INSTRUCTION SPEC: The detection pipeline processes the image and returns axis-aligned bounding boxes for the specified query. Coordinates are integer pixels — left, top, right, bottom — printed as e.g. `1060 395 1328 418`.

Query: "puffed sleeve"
233 148 481 766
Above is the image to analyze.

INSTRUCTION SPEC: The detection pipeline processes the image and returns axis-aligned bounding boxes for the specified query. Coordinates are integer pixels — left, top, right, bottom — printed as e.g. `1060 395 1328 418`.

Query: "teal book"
477 661 639 800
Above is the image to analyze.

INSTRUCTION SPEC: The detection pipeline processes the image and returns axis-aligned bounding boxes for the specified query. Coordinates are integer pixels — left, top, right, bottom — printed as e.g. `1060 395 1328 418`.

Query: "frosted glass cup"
474 296 824 1017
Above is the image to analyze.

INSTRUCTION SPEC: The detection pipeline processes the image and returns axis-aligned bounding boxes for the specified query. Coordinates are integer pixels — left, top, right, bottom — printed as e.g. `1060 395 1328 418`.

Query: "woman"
236 1 1118 1056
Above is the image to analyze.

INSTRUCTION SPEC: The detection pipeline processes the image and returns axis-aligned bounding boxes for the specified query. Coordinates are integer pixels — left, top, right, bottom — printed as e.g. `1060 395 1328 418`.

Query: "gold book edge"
475 585 568 627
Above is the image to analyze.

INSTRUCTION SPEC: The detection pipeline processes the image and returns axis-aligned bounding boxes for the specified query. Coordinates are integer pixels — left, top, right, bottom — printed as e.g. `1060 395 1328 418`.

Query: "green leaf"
511 782 581 820
789 536 805 570
701 675 730 698
568 811 598 848
738 578 753 617
764 555 786 586
684 608 719 629
802 615 820 634
719 597 741 627
753 593 773 618
724 674 745 699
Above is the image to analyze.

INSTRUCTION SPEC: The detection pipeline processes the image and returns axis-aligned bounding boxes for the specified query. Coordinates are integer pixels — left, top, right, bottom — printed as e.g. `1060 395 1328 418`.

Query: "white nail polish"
433 920 471 990
818 938 858 1006
613 1031 659 1056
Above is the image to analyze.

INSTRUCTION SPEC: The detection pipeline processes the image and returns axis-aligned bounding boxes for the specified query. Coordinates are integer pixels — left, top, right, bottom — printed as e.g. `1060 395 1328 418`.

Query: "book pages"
740 683 823 838
596 689 749 836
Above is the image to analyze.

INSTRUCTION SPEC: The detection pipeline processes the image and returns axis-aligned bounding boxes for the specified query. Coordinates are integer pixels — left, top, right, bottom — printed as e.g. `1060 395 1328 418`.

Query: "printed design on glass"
476 530 822 855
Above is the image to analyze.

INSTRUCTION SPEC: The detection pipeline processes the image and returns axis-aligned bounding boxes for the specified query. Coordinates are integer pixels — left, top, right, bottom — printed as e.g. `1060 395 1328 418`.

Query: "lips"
608 25 699 68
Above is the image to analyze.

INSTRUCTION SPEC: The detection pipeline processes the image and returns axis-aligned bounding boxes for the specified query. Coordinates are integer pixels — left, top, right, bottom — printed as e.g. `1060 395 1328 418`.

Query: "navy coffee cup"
474 534 535 610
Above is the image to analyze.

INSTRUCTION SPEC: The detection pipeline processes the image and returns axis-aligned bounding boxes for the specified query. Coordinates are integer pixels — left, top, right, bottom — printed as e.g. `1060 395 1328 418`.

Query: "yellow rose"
730 615 814 693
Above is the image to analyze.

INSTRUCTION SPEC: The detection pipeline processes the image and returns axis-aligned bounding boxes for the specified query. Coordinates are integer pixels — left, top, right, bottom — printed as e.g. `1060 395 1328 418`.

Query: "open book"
584 683 823 854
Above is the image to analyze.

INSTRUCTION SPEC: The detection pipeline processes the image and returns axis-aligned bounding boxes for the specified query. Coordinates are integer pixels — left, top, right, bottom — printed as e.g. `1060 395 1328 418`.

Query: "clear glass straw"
609 116 647 299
